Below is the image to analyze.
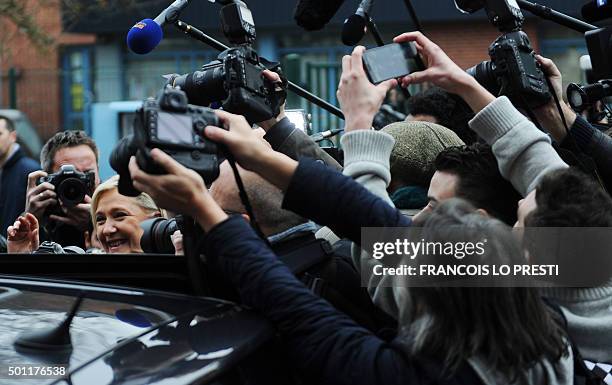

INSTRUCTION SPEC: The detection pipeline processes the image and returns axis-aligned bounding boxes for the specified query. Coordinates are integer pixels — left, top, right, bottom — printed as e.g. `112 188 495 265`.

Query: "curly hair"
406 87 477 145
40 130 99 173
434 143 521 225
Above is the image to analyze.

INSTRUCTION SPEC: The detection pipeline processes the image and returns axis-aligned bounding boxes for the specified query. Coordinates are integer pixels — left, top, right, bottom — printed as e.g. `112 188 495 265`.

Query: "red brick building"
0 0 94 140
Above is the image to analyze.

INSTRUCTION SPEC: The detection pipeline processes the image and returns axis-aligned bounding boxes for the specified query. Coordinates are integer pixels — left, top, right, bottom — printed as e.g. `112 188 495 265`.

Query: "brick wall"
0 0 94 141
425 21 541 70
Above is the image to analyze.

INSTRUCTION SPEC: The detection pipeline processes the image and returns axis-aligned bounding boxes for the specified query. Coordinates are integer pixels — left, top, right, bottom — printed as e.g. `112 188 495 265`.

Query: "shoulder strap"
279 238 333 277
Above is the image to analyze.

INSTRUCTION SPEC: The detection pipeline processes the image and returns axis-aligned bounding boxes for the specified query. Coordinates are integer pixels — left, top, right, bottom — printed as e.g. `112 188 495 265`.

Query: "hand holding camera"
394 31 496 113
38 165 95 231
25 166 95 232
25 170 57 221
204 109 298 192
532 55 577 142
129 148 228 233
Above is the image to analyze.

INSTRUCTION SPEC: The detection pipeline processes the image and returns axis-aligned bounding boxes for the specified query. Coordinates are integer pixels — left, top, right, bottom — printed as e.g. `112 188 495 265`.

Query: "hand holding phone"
362 42 419 84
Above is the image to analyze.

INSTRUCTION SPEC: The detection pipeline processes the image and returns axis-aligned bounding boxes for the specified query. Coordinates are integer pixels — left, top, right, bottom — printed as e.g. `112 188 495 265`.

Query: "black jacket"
0 147 39 237
561 116 612 193
204 159 483 385
264 116 342 171
271 230 396 336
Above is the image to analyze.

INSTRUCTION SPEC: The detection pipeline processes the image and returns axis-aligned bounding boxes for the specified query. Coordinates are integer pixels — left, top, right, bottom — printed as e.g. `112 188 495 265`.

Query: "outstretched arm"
392 32 568 196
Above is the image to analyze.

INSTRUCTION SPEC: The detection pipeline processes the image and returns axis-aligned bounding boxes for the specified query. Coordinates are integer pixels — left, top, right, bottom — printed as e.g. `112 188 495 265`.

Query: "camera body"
34 241 85 254
37 165 95 208
468 31 551 109
462 0 551 109
168 46 283 123
110 87 223 196
165 1 284 124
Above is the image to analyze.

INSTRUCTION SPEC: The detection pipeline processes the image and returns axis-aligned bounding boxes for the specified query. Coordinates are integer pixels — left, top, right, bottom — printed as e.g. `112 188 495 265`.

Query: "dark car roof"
0 276 275 385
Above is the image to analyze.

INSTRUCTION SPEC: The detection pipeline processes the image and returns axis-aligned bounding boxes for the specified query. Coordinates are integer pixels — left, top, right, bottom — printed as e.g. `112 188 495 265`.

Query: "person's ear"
475 208 489 217
241 213 250 223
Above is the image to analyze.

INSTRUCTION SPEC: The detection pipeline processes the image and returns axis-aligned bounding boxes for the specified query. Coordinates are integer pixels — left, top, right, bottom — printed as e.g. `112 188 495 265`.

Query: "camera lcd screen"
245 63 262 90
157 112 193 144
521 53 539 76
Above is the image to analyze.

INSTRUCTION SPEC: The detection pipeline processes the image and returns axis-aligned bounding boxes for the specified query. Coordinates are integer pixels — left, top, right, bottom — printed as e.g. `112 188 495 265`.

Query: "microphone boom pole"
174 20 345 119
516 0 597 33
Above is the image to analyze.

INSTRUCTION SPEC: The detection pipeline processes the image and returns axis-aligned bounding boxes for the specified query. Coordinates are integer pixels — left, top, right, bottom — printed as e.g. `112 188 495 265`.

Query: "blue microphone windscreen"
127 19 163 55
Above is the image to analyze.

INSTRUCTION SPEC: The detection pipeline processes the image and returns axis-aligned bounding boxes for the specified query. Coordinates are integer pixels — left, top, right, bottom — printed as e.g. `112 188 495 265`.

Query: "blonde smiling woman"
91 175 164 254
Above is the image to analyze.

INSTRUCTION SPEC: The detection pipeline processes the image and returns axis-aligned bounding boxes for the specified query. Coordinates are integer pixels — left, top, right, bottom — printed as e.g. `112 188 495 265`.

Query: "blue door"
62 47 93 134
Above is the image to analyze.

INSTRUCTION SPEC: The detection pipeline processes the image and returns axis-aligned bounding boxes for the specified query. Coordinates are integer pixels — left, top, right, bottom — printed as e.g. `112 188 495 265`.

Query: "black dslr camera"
110 87 223 196
165 1 285 123
38 165 95 207
458 0 551 109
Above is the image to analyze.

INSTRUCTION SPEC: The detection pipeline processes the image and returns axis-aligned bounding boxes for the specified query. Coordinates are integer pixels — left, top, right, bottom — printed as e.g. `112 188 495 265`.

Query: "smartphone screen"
362 42 418 84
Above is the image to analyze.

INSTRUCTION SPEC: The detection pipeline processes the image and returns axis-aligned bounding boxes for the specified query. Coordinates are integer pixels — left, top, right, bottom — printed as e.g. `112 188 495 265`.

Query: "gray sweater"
338 127 573 385
470 96 612 364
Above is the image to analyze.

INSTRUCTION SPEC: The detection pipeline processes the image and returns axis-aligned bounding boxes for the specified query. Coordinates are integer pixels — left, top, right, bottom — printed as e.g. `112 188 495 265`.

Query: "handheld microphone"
342 0 374 46
380 104 407 121
294 0 346 31
126 0 190 55
311 128 344 142
582 0 612 23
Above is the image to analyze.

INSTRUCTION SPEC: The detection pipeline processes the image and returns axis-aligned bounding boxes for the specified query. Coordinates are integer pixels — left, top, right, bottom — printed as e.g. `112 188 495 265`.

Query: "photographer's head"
24 131 101 247
518 168 612 228
414 143 521 226
210 160 306 236
0 115 17 166
40 130 100 185
406 87 477 145
92 175 163 253
381 121 464 195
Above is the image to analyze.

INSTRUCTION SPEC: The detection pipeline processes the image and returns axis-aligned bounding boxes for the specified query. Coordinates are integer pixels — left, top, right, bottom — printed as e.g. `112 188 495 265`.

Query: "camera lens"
173 64 226 107
140 217 178 254
110 135 141 197
57 178 87 207
466 61 499 96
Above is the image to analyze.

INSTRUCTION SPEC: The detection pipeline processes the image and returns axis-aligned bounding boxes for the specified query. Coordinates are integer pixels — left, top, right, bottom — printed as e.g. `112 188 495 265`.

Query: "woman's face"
95 189 154 253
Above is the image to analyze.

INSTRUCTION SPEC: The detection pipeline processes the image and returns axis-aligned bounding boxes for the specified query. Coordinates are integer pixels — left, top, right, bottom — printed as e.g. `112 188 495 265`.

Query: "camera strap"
224 151 271 247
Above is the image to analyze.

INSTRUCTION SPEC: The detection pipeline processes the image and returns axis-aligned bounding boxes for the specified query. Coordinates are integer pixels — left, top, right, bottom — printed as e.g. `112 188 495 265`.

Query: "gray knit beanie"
382 121 465 187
